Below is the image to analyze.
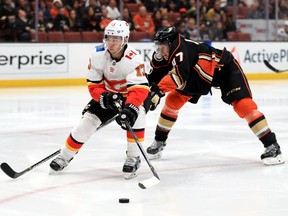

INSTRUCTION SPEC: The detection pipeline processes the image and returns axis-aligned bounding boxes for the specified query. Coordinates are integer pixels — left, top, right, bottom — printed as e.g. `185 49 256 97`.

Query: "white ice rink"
0 80 288 216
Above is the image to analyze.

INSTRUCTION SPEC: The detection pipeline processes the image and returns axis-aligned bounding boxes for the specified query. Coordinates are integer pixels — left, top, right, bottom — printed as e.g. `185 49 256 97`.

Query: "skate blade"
147 152 162 160
262 155 285 166
49 168 62 175
123 172 138 180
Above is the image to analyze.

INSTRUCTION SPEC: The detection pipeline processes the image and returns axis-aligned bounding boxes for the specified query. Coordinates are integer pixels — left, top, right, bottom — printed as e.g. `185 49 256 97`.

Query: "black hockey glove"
100 92 123 112
149 83 165 111
116 104 139 130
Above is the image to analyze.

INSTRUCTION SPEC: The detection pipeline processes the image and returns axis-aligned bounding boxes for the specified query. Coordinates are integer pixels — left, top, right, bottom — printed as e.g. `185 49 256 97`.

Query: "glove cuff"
99 92 108 109
126 104 140 116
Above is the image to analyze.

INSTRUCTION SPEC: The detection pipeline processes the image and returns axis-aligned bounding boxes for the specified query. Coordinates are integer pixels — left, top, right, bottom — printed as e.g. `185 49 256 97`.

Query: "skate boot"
261 143 284 165
50 155 73 171
147 140 167 160
122 156 141 179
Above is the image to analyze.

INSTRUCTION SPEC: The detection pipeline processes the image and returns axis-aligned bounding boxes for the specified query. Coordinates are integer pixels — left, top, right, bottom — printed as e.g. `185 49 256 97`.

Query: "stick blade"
1 162 19 179
138 176 160 189
264 60 280 72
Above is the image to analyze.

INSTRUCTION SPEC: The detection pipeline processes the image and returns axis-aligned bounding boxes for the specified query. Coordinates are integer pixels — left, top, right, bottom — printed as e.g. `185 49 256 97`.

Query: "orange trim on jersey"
193 52 220 84
88 82 106 102
125 87 149 107
104 77 127 93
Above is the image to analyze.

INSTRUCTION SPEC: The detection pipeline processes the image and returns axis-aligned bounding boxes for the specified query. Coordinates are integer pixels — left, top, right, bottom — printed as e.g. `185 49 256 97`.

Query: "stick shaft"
125 122 160 180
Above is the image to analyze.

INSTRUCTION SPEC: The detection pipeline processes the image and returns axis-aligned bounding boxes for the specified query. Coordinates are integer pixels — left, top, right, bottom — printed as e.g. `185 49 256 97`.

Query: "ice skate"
50 155 73 171
122 156 141 179
146 140 167 160
261 143 284 165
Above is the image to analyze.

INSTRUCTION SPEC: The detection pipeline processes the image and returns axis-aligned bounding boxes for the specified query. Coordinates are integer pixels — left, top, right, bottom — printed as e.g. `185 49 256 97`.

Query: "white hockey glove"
149 83 165 111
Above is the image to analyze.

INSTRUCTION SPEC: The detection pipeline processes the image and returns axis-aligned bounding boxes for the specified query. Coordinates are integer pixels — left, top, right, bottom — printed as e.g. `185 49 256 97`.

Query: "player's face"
158 44 170 60
106 35 123 55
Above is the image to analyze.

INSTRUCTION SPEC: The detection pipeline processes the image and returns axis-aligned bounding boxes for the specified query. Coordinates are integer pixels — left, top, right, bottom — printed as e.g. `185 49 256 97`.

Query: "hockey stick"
124 121 160 189
264 60 288 73
1 114 119 179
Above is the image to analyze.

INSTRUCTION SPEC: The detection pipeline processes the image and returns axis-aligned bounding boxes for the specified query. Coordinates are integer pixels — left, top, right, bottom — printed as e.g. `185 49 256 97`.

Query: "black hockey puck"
119 198 129 203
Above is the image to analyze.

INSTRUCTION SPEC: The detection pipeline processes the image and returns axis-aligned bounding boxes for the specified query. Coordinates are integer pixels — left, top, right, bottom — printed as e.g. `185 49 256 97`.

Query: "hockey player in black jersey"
146 26 284 166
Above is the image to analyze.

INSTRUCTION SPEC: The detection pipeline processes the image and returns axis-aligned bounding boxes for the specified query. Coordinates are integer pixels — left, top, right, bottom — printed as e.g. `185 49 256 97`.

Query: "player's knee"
71 112 101 142
232 98 258 118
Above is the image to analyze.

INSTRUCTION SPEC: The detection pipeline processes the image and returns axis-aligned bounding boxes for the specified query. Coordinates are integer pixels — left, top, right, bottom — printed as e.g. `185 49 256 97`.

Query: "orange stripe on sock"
127 130 144 143
65 134 83 152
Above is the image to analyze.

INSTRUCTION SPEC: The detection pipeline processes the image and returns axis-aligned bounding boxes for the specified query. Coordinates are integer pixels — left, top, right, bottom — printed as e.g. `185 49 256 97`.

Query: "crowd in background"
0 0 288 42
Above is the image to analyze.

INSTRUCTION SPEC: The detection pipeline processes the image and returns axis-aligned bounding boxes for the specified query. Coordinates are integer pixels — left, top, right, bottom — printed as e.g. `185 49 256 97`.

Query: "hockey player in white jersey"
50 20 150 179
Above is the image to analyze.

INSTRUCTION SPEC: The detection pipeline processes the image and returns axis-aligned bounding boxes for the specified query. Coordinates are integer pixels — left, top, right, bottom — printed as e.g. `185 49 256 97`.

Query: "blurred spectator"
106 0 121 20
38 0 52 22
68 9 82 31
15 0 32 20
280 0 288 19
210 20 225 41
187 0 197 18
161 17 170 28
168 0 178 13
133 5 155 32
141 0 155 12
1 14 16 41
15 8 31 41
157 0 169 15
205 0 226 24
276 20 288 41
0 0 16 41
31 10 52 32
71 0 84 18
174 8 188 28
177 21 190 39
175 0 190 11
50 0 69 20
247 2 264 19
85 0 102 19
0 0 16 18
53 7 70 31
122 7 135 31
99 7 112 31
199 20 213 41
223 14 237 40
82 5 99 31
152 9 163 32
186 17 200 41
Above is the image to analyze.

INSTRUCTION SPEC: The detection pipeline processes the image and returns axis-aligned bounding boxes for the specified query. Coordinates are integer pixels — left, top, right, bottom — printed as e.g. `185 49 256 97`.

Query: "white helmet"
104 20 130 48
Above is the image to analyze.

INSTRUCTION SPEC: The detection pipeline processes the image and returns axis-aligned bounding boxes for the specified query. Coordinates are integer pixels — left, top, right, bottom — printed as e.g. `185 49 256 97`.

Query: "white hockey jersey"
87 44 150 107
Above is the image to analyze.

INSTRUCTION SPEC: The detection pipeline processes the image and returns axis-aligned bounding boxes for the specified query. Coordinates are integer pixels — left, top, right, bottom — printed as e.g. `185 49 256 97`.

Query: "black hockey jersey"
148 35 233 98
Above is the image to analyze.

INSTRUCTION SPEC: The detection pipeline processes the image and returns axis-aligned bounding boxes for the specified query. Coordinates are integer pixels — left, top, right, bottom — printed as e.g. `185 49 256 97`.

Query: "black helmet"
154 26 179 46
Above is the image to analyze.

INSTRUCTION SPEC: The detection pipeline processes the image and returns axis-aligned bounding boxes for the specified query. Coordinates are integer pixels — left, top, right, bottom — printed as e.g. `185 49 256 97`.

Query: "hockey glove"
116 104 139 130
149 83 165 111
100 92 123 112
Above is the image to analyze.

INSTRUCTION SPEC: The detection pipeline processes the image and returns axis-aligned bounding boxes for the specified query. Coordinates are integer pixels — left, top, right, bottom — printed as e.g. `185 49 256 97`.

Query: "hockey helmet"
154 26 179 57
154 26 179 46
104 20 130 48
